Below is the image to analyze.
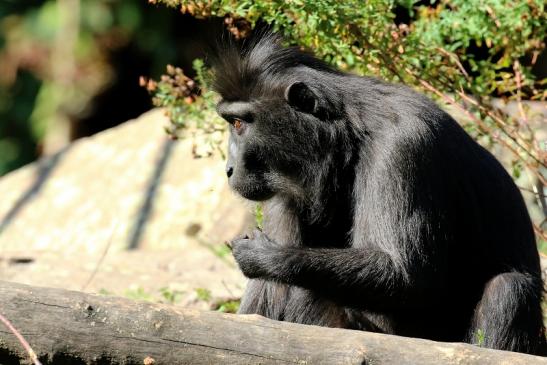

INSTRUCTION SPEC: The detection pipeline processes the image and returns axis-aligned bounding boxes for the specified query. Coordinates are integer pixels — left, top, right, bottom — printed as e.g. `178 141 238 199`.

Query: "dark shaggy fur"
212 32 546 355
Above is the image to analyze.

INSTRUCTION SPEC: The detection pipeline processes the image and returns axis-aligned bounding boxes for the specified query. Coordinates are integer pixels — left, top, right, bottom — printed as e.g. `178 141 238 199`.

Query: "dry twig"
0 312 42 365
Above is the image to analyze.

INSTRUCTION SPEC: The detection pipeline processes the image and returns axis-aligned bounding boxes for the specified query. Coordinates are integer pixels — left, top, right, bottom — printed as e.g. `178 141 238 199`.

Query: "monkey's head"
213 33 351 202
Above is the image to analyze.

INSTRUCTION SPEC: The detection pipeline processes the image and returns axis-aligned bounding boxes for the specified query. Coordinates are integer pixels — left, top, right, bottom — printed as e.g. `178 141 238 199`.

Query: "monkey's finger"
252 228 263 238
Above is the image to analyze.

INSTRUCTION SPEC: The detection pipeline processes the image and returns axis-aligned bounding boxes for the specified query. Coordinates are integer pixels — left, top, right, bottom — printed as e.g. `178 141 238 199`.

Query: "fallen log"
0 281 544 365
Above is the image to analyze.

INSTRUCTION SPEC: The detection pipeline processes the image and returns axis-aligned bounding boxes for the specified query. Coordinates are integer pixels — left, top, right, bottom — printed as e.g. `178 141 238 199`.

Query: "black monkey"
212 33 546 355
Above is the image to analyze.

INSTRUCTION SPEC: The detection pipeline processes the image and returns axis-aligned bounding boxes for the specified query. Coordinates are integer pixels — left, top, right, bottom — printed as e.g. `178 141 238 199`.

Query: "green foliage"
104 286 185 305
102 284 238 314
475 328 486 347
195 287 241 312
410 0 545 97
211 242 232 259
195 287 212 302
155 0 544 91
159 287 184 304
124 286 154 302
214 298 240 313
98 288 114 296
255 204 264 229
145 60 225 156
538 239 547 256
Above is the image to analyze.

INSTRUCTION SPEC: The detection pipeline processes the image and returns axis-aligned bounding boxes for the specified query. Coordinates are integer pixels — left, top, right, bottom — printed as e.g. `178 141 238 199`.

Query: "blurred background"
0 0 223 173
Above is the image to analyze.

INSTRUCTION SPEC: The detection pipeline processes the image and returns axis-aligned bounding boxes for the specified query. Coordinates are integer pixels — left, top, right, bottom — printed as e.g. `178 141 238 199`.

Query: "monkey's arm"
231 232 431 310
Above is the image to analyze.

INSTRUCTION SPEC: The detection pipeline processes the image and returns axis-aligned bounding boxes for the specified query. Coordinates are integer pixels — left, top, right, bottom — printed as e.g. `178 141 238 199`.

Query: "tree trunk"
0 281 544 364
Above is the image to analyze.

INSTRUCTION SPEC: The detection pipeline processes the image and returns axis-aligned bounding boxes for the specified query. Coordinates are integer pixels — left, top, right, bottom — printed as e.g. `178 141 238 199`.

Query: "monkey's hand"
230 229 280 279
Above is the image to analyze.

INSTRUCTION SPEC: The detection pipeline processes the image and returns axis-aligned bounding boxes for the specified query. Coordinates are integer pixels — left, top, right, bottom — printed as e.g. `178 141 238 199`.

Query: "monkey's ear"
284 82 318 115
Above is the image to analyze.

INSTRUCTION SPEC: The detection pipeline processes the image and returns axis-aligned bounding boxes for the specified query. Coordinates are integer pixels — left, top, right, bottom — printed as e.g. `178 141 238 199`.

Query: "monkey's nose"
226 166 234 178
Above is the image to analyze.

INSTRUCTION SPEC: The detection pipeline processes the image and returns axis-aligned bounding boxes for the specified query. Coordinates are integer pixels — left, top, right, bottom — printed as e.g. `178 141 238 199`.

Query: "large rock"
0 109 251 306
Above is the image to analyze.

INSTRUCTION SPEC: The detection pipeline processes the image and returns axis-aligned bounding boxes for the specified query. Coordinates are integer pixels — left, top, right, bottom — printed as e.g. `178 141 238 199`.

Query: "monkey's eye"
230 118 245 135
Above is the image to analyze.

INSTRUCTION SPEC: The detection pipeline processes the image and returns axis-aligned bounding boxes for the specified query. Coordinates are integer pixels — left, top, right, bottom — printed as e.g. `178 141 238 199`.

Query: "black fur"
212 32 546 355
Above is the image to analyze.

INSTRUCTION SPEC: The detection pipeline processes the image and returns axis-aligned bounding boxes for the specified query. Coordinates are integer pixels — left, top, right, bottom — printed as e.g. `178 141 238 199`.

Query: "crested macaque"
212 32 546 355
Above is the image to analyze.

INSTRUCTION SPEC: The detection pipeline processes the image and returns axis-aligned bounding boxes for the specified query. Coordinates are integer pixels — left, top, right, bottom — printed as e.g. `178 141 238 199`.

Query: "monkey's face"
217 80 336 202
217 99 277 201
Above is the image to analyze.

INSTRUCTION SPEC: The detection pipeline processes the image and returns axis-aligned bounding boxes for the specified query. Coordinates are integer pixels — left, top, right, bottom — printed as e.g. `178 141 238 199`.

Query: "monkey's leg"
282 287 390 331
240 282 387 331
281 286 349 327
237 279 289 320
467 272 546 355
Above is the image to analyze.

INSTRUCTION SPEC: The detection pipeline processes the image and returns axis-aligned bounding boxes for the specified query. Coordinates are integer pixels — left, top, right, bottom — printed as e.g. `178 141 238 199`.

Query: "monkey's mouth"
229 177 275 201
240 189 275 201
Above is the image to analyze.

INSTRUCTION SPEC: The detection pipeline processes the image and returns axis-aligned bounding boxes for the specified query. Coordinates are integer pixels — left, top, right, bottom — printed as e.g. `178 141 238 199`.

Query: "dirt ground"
0 246 244 310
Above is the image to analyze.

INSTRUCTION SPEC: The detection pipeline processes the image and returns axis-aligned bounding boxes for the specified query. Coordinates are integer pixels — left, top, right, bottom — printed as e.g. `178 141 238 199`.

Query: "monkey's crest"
211 31 337 101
